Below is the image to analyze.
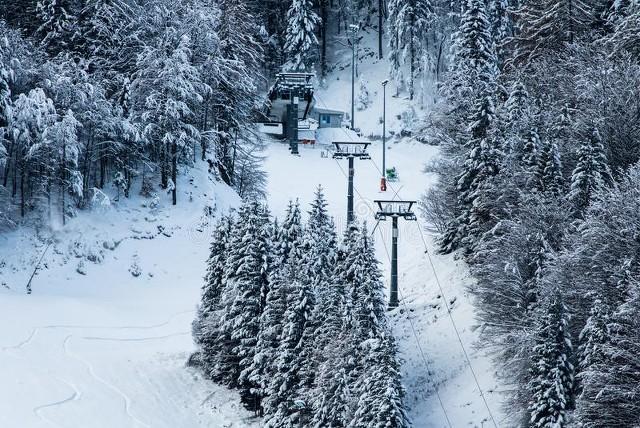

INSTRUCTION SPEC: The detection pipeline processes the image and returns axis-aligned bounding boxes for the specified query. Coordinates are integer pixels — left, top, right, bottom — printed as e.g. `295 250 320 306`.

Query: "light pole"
349 24 359 130
381 79 388 191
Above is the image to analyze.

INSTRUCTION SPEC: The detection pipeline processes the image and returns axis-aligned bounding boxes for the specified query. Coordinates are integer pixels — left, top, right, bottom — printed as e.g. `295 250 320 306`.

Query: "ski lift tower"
333 142 370 223
374 200 417 309
266 73 315 155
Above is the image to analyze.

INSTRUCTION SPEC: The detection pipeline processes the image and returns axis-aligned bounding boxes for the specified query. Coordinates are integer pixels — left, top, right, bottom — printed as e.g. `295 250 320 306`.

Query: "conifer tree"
387 0 434 100
536 140 564 196
510 0 595 65
489 0 512 67
569 128 611 216
441 94 501 253
576 287 640 427
217 202 271 409
36 0 77 55
527 290 574 428
349 335 410 428
284 0 320 71
192 214 234 357
449 0 497 98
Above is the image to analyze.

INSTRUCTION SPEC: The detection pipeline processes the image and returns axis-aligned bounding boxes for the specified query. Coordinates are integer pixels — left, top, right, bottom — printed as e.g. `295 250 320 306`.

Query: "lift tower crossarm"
373 200 418 309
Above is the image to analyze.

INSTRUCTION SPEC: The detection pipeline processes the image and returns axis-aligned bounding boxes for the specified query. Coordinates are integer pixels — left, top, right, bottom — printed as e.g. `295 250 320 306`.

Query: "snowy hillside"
0 164 262 428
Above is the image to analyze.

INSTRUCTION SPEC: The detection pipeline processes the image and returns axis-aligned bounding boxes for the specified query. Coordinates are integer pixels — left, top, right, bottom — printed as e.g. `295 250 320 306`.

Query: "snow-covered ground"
0 164 261 428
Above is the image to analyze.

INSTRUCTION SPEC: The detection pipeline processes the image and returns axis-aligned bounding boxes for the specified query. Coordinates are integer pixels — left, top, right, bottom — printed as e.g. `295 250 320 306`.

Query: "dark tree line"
190 188 409 427
421 0 640 425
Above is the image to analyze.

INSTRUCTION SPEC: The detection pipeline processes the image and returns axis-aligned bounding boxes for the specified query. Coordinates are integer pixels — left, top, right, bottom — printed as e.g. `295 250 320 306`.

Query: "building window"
320 114 331 125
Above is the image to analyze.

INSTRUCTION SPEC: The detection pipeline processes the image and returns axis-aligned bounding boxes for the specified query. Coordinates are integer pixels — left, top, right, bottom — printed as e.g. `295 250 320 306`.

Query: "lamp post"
349 24 359 130
381 79 388 191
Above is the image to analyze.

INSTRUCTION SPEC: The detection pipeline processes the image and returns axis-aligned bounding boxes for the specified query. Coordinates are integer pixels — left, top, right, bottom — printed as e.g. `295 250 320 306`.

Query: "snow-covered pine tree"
135 34 205 205
216 201 271 409
527 290 574 428
387 0 434 100
0 57 9 166
279 199 304 263
10 88 57 218
35 0 77 55
576 297 609 381
568 128 611 216
608 0 640 57
535 139 564 196
283 0 320 71
448 0 497 101
488 0 512 68
510 0 594 65
576 286 640 427
263 231 316 426
440 92 501 254
349 334 410 428
351 223 387 340
44 109 82 225
192 214 234 359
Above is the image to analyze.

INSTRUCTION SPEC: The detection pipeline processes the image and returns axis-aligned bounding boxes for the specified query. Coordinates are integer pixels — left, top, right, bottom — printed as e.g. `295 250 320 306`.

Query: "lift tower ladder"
374 200 417 309
333 141 370 224
266 73 315 155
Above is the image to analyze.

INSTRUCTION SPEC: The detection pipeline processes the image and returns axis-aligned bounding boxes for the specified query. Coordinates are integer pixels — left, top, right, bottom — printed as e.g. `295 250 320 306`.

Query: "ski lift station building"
262 73 359 149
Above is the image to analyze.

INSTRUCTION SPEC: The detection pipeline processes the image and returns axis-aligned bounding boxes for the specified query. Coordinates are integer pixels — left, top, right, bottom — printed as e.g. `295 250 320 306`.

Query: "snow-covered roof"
312 95 345 116
314 127 367 146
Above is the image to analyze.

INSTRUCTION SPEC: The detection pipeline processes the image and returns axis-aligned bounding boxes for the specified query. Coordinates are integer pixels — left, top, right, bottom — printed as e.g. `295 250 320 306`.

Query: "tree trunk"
378 0 384 59
171 142 177 205
20 167 25 218
61 143 66 226
2 139 13 187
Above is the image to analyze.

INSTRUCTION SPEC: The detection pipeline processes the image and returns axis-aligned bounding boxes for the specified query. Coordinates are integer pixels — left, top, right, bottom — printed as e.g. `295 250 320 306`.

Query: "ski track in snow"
62 335 151 428
81 332 190 342
1 309 195 351
32 377 81 428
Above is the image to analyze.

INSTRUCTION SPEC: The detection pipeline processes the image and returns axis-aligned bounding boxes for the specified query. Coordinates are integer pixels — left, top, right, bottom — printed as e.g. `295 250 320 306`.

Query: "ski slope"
264 138 504 427
0 164 260 428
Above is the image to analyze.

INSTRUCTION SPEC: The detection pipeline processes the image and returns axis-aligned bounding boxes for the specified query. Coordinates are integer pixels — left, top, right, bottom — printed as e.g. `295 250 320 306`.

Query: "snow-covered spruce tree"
488 0 512 68
527 289 574 428
447 0 497 104
535 139 564 196
279 199 304 263
263 232 315 426
568 128 611 217
350 223 387 340
10 88 57 218
440 92 501 254
35 0 77 55
576 285 640 427
608 1 640 57
349 334 410 428
387 0 434 100
134 34 205 205
245 248 289 417
42 109 83 225
509 0 595 65
191 213 234 368
283 0 320 71
216 202 271 410
576 297 609 382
